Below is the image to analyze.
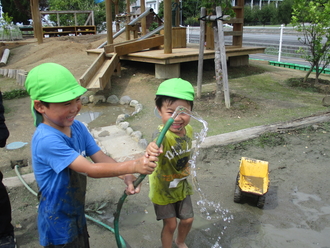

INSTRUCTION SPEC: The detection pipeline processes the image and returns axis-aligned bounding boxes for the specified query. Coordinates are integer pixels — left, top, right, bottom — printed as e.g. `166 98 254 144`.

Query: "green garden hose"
113 116 175 248
14 165 127 247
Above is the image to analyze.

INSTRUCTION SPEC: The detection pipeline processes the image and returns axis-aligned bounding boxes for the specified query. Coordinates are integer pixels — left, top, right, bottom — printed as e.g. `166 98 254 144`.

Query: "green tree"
48 0 108 31
158 0 235 26
277 0 293 26
244 5 253 25
1 0 48 25
0 12 13 37
255 4 277 26
291 0 330 84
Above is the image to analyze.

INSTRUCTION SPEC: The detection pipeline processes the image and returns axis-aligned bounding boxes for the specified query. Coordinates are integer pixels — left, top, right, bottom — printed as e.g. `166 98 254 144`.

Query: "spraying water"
172 106 234 248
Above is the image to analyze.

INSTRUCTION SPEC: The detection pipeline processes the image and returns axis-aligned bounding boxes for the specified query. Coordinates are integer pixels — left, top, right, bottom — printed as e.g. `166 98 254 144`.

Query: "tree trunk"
202 112 330 147
303 67 313 84
213 26 223 104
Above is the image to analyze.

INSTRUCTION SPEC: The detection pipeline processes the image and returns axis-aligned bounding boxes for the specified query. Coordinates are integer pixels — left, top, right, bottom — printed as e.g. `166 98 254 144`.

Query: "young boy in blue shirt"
25 63 158 248
146 78 195 248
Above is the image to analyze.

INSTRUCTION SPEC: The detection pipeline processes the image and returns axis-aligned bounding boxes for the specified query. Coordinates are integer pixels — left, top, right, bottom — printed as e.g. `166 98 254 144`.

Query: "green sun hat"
25 63 87 127
156 78 194 101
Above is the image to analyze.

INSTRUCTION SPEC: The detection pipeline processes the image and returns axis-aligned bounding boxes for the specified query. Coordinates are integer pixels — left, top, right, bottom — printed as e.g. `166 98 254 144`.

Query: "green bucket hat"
156 78 194 101
25 63 87 127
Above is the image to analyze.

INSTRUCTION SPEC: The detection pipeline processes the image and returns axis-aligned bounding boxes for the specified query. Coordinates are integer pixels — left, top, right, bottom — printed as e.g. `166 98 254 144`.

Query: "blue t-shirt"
31 120 100 246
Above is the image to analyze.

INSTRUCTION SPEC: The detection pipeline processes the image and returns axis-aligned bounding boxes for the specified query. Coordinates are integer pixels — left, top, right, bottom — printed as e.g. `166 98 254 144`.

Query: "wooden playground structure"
30 0 265 90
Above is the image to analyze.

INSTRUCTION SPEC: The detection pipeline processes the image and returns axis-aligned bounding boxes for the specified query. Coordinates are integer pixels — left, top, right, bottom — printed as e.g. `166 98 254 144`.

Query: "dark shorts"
44 225 90 248
153 195 194 221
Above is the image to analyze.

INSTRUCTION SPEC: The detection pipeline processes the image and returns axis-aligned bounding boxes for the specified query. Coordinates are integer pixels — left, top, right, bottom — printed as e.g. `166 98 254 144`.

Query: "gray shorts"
153 195 194 221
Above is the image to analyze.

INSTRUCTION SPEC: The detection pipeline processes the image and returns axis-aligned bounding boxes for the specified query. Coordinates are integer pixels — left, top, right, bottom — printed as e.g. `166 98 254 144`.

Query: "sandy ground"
0 34 330 248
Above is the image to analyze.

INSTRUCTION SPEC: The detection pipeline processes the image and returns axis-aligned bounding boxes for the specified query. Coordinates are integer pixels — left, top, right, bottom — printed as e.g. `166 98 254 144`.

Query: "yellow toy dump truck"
234 157 270 208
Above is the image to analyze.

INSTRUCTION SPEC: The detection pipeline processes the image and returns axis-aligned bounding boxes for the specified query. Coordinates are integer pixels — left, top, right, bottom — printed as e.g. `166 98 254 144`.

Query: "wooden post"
57 13 60 26
175 0 180 26
30 0 43 44
164 0 172 54
74 13 77 26
113 0 120 32
91 10 94 25
0 49 10 66
233 0 244 47
197 7 206 99
125 25 130 40
29 1 35 38
106 0 113 45
216 6 230 108
213 26 223 104
141 0 146 36
126 0 130 23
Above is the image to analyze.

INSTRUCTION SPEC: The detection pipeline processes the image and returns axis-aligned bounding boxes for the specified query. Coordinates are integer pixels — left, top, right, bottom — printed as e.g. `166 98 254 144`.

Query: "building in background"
131 0 162 14
245 0 283 9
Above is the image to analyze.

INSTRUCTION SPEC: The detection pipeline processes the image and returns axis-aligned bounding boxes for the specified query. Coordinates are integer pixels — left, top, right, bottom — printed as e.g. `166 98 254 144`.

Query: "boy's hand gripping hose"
114 106 189 248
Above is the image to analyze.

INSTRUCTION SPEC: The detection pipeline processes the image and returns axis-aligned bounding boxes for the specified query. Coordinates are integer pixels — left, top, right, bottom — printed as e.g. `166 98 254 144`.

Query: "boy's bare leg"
161 217 177 248
175 217 193 248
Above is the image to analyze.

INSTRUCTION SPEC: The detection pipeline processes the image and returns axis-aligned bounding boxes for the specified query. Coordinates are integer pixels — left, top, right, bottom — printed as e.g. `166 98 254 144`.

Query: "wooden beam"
224 31 243 36
197 7 206 99
79 52 105 88
202 113 330 147
104 39 138 54
41 10 94 14
113 0 120 32
141 0 146 36
164 0 172 54
126 0 130 23
106 0 113 45
99 53 120 89
114 35 164 56
30 0 43 44
216 6 230 108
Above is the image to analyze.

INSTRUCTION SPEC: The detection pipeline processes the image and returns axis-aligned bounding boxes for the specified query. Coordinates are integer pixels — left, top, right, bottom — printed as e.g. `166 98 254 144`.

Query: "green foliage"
158 0 235 26
0 13 13 36
252 4 278 26
277 0 294 25
85 202 107 215
223 132 286 151
291 0 330 84
1 0 48 25
148 21 159 32
244 2 293 26
2 89 29 100
185 16 199 26
256 133 286 148
48 0 110 31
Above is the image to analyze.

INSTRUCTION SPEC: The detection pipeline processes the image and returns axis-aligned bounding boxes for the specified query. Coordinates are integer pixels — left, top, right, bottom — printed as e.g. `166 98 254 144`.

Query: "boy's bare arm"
68 150 157 178
145 141 163 157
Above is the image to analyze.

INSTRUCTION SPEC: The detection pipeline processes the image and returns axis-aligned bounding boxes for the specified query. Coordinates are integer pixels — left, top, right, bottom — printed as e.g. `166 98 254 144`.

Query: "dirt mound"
2 34 126 78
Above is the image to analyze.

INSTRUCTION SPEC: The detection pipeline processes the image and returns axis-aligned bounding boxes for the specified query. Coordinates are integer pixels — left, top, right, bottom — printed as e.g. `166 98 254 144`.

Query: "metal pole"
278 24 284 62
98 8 154 48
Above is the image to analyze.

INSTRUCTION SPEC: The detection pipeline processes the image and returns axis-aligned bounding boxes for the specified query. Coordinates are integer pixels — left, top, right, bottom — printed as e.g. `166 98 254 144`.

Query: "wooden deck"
83 44 265 84
87 45 265 65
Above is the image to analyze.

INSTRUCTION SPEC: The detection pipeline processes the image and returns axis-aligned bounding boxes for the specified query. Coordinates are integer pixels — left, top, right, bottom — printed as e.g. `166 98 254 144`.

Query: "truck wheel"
234 174 242 203
257 195 266 208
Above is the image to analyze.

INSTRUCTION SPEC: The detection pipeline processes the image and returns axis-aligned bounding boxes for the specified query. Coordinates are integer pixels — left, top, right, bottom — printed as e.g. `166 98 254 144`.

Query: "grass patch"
223 132 286 151
2 89 29 100
286 77 330 93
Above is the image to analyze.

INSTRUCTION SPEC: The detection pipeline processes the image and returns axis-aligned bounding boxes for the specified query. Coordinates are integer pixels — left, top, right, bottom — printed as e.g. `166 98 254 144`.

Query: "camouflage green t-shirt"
149 124 194 205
